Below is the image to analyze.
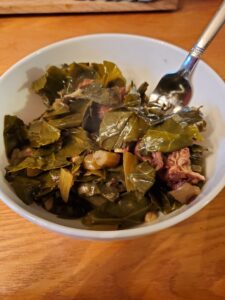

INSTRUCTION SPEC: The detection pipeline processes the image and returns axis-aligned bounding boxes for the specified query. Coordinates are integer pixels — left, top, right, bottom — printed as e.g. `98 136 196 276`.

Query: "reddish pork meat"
164 147 205 189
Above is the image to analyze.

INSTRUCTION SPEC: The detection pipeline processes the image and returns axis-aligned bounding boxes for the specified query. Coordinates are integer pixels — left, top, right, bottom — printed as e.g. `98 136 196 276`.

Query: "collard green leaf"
103 61 126 87
47 113 83 130
6 153 69 173
138 117 202 154
150 182 182 214
4 115 28 158
137 82 149 100
84 195 108 208
10 147 34 166
46 98 92 130
32 61 125 106
120 114 149 145
32 63 96 106
64 62 96 91
8 127 93 173
38 170 60 189
82 101 107 133
99 110 148 151
75 83 122 106
104 166 126 194
124 93 141 107
98 110 132 150
175 107 206 131
32 66 67 106
97 181 120 202
44 100 70 118
124 82 141 107
82 192 150 228
107 165 125 181
57 127 94 158
27 120 61 147
68 98 91 114
190 144 205 174
33 127 90 167
93 61 126 88
128 161 155 194
32 75 47 94
11 176 40 204
54 190 91 219
34 170 60 198
34 139 63 157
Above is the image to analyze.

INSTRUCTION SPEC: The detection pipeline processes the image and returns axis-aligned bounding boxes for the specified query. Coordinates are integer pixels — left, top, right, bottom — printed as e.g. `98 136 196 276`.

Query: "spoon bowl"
149 72 192 113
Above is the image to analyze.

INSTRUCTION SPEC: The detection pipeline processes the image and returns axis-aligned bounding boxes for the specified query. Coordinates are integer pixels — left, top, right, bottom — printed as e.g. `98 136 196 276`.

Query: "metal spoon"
149 0 225 114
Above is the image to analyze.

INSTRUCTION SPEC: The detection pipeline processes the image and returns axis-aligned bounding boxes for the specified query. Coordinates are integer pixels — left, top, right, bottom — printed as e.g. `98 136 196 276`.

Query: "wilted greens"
4 61 207 230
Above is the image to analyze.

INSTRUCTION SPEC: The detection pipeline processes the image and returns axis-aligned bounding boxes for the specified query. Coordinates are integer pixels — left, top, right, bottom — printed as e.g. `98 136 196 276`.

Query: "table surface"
0 0 225 299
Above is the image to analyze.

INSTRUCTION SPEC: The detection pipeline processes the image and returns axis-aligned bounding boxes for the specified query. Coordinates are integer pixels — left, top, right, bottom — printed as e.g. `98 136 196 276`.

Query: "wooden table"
0 1 225 299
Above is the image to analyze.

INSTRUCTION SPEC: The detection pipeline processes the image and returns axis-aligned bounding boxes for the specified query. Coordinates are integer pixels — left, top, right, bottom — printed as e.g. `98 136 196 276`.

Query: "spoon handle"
180 0 225 76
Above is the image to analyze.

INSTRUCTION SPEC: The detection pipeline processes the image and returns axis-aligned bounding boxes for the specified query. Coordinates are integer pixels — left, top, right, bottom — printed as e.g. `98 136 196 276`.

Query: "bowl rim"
0 33 225 240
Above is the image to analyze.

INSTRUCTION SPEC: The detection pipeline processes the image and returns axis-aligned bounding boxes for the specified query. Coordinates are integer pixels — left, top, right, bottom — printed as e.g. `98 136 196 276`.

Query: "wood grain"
0 0 179 14
0 0 225 299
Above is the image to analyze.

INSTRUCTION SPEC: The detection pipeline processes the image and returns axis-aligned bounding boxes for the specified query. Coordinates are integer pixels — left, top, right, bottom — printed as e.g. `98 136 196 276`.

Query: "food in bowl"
3 61 207 230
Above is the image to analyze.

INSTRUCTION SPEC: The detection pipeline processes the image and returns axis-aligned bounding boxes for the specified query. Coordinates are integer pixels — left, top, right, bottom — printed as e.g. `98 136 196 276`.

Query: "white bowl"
0 34 225 240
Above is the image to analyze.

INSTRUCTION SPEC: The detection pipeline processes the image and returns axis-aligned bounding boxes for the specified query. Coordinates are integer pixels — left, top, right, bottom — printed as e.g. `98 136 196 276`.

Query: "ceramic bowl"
0 34 225 240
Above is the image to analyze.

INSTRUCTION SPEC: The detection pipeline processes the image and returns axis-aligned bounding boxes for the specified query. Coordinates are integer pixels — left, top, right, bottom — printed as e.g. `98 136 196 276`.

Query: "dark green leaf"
82 192 150 228
124 82 141 107
32 61 125 106
175 107 206 131
27 120 61 147
57 127 94 158
150 182 182 214
32 66 67 106
106 166 126 192
45 98 92 130
124 93 141 107
93 61 126 88
99 110 148 151
128 161 155 194
47 113 83 130
4 115 28 158
8 127 94 173
63 62 96 91
137 82 149 100
75 83 122 106
34 170 60 198
6 153 69 173
44 100 70 118
38 170 60 189
82 102 107 133
138 117 202 154
189 144 205 174
34 139 63 157
11 176 40 204
98 110 132 150
84 195 109 208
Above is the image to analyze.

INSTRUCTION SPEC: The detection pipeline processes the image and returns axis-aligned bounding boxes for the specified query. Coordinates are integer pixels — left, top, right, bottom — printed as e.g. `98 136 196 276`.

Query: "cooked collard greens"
4 61 206 230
